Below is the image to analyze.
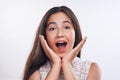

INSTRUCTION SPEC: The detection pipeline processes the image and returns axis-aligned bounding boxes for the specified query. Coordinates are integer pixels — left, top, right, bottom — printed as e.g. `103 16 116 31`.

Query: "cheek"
71 32 75 44
66 30 75 44
46 32 55 47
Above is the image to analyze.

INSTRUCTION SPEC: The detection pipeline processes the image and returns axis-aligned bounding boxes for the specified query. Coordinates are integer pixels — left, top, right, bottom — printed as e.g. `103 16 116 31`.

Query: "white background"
0 0 120 80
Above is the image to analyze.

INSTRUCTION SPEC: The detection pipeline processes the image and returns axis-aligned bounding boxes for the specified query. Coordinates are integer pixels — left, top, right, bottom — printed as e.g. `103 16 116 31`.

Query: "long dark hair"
23 6 82 80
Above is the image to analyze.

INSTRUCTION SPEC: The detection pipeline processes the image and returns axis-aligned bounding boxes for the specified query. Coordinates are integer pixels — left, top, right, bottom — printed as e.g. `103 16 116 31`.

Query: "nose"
57 29 64 38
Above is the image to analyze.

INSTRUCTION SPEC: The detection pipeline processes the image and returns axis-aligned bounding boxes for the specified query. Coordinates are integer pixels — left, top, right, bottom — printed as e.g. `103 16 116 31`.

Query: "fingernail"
85 36 87 40
84 36 87 42
39 35 42 39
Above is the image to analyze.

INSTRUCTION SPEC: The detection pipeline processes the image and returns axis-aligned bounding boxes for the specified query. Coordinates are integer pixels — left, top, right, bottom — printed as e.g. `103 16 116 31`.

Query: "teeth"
57 42 64 43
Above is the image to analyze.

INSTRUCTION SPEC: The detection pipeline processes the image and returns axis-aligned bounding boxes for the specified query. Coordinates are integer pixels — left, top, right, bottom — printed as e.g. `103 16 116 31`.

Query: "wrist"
51 57 61 65
52 61 61 67
61 59 71 68
61 57 71 65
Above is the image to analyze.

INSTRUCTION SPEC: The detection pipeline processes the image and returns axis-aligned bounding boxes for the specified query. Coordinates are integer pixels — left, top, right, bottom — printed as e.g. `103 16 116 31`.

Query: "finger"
74 36 87 55
39 35 56 55
39 35 49 53
39 35 54 61
39 35 60 63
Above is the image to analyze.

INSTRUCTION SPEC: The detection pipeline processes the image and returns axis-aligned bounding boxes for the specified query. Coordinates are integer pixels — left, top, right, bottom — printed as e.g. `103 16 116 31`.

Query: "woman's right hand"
39 35 61 64
39 35 61 80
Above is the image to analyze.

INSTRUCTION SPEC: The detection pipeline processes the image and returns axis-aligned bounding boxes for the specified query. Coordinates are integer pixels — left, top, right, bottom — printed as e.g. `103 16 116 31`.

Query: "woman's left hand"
62 37 87 64
61 37 87 80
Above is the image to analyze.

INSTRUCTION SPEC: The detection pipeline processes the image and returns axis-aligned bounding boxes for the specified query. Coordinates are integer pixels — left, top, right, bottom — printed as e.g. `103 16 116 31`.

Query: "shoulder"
29 70 40 80
87 62 101 80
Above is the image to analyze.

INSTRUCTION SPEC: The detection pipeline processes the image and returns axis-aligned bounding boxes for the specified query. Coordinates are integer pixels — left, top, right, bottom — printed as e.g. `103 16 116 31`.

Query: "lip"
55 39 67 45
55 39 68 53
56 42 67 47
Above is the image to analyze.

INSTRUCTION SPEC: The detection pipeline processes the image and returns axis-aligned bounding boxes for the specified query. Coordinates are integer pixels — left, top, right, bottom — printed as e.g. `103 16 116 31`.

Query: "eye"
64 26 71 29
48 27 56 31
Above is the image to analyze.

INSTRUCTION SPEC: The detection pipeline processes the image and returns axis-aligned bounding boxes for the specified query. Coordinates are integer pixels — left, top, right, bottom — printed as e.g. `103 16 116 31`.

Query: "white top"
40 57 92 80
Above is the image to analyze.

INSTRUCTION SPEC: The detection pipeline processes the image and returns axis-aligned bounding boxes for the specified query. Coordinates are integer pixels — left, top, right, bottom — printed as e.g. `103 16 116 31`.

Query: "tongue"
57 43 66 52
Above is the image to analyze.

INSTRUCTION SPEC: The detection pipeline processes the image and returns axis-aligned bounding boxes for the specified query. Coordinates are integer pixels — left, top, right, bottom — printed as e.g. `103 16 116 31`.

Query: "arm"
87 63 101 80
29 64 61 80
29 70 40 80
62 37 87 80
45 63 61 80
62 61 76 80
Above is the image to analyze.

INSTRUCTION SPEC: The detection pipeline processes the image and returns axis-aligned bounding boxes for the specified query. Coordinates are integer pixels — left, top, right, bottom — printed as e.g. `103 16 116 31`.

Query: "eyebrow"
63 20 71 24
47 22 56 26
47 20 72 27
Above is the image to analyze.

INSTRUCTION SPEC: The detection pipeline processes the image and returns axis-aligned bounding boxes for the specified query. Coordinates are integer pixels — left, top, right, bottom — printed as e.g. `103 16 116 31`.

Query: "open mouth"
55 41 67 49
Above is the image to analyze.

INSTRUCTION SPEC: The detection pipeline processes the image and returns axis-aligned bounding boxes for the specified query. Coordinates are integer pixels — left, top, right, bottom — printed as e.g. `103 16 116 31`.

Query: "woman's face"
46 12 75 58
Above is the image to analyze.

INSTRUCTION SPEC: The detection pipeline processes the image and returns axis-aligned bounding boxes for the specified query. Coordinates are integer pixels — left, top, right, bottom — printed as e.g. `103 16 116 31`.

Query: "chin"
57 53 66 58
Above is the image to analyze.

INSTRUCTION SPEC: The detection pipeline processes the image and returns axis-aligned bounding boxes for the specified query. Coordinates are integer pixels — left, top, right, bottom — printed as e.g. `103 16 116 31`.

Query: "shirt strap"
80 60 92 80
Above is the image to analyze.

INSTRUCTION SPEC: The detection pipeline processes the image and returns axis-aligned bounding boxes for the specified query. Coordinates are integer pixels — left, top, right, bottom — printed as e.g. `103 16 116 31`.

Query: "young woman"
23 6 101 80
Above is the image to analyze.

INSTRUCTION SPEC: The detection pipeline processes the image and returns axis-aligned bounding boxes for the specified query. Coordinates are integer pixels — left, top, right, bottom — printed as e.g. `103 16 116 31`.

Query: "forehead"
47 12 71 24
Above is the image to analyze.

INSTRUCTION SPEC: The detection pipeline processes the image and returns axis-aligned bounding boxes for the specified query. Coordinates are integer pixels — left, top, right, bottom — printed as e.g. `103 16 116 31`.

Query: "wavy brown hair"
23 6 82 80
